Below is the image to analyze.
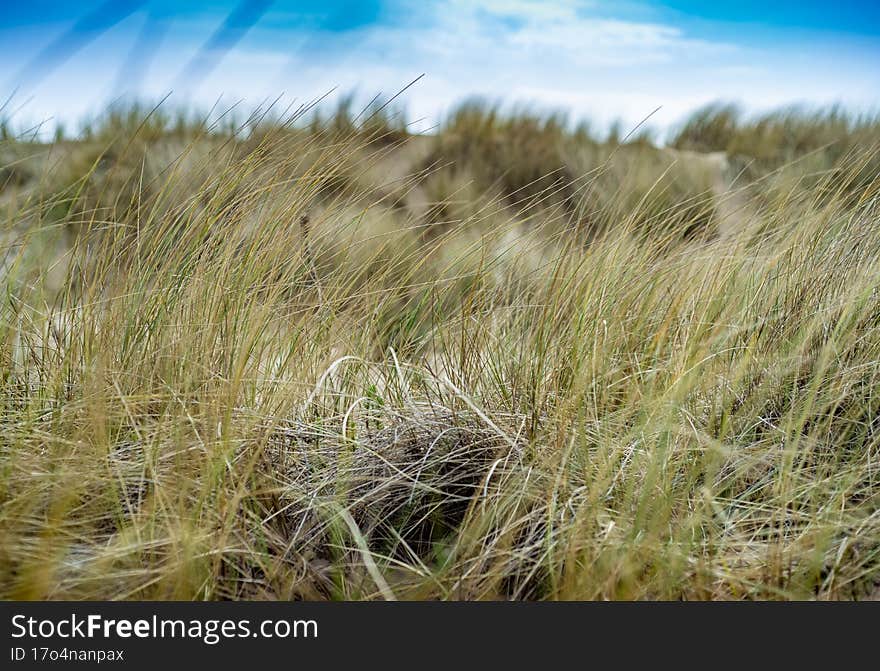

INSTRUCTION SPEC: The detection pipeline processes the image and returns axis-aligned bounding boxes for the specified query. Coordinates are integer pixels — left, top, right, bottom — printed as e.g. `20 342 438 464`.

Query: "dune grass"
0 101 879 600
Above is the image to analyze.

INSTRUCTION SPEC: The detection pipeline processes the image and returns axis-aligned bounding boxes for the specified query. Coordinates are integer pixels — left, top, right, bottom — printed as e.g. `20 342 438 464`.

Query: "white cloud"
252 1 744 130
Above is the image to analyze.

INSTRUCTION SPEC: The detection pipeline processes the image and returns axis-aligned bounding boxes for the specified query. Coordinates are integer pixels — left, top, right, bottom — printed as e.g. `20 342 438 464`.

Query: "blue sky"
2 1 879 135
